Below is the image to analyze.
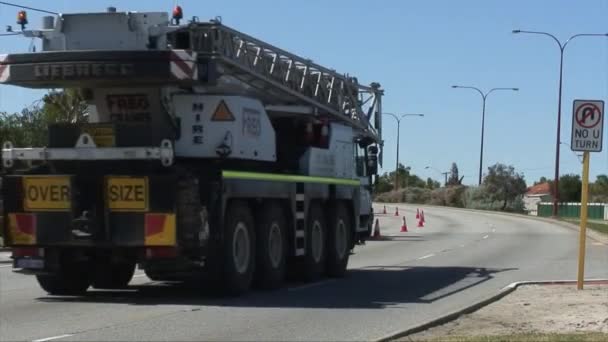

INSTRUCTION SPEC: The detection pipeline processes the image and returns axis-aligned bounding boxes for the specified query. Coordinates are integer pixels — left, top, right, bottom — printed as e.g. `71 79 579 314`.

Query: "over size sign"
571 100 604 152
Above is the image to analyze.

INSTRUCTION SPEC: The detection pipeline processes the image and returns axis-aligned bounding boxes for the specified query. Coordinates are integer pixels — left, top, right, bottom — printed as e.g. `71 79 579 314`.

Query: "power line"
0 1 58 15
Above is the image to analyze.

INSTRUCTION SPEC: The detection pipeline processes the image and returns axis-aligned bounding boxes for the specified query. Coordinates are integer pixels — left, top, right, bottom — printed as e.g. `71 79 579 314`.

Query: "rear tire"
301 202 326 281
36 260 90 295
326 203 351 277
255 201 287 290
91 259 136 289
222 201 256 295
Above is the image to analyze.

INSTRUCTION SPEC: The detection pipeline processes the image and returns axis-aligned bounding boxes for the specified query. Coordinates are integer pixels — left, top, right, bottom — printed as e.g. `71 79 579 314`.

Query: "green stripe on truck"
222 170 360 186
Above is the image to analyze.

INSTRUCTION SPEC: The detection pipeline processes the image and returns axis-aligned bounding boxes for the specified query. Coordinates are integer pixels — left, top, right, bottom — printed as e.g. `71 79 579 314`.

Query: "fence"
537 202 608 220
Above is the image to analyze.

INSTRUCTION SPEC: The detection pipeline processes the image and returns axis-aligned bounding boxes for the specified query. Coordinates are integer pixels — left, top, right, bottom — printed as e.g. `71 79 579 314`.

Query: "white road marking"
288 279 336 291
0 264 12 268
483 235 489 239
492 228 496 232
417 253 435 260
133 273 147 278
32 334 73 342
460 244 466 248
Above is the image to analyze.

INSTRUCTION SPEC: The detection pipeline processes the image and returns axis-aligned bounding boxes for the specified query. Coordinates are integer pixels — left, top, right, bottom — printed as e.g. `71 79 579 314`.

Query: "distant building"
524 182 552 216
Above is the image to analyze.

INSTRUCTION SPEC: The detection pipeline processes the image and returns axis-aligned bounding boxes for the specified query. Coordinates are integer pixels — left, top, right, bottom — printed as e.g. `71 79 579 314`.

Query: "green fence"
537 202 606 220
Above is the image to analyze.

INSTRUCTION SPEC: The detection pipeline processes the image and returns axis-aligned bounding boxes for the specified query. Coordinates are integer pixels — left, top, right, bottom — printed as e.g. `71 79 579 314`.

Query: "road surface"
1 204 606 341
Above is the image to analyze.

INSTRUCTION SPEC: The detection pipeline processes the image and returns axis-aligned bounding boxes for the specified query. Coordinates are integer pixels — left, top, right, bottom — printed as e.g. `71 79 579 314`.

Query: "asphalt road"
1 204 607 341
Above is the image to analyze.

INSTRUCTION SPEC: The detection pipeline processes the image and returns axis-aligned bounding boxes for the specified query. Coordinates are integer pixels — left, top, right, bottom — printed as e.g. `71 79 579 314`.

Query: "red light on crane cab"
17 10 28 26
172 6 183 20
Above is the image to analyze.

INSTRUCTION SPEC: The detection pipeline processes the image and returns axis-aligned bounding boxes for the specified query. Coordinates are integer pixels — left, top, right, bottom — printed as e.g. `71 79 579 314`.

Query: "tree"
590 174 608 202
558 174 582 202
0 89 88 149
447 162 463 186
482 163 527 210
426 177 441 190
534 176 548 186
374 173 394 194
41 88 88 124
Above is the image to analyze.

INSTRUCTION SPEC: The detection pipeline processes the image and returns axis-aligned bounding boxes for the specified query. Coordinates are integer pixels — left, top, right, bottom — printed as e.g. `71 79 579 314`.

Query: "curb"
374 279 608 342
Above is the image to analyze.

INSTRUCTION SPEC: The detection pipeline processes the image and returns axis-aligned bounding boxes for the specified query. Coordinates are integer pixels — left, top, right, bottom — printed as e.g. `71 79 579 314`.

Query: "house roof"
526 182 551 195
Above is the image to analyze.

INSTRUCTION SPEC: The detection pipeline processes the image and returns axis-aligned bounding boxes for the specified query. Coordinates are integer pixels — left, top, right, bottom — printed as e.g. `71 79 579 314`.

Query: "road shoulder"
401 281 608 341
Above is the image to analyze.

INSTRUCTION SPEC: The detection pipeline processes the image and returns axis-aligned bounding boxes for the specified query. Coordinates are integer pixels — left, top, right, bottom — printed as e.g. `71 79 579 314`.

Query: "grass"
563 218 608 235
410 333 608 342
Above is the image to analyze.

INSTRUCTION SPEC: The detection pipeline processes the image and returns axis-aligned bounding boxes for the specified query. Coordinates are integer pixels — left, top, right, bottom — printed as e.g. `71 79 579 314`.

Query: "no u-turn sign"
571 100 604 152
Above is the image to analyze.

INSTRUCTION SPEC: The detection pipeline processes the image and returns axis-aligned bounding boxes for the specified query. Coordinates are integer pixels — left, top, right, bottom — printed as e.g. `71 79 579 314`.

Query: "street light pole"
383 113 424 190
451 85 518 185
512 30 608 217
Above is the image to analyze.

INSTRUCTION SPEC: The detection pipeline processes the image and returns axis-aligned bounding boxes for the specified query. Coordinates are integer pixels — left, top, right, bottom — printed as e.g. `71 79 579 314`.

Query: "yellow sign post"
571 99 604 291
576 151 590 290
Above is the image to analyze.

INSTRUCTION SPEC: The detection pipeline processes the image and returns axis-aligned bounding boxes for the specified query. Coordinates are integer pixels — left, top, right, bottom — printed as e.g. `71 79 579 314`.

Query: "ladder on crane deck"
185 21 382 140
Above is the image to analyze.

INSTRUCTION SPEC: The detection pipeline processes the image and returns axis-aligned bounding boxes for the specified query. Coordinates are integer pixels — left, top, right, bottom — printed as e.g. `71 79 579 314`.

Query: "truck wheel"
36 262 90 295
326 203 351 277
91 259 136 289
301 202 326 281
255 201 287 290
223 201 256 295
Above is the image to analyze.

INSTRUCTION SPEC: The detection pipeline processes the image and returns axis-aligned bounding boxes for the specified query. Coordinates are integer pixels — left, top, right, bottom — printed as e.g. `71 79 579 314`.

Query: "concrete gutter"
374 279 608 342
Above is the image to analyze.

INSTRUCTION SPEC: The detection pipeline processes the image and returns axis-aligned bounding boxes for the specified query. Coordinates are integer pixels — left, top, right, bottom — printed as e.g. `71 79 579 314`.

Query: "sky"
0 0 607 186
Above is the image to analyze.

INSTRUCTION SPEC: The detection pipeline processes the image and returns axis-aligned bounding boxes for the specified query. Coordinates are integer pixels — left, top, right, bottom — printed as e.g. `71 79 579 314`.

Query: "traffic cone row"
394 206 399 216
383 205 387 214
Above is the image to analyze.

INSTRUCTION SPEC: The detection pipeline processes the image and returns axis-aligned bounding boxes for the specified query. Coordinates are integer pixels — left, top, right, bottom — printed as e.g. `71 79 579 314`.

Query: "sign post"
570 99 604 290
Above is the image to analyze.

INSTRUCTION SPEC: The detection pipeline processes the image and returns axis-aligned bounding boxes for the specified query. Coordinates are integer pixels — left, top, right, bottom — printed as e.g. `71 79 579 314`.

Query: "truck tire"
222 201 256 295
36 262 90 295
326 203 351 277
255 201 287 290
91 259 136 289
301 202 326 281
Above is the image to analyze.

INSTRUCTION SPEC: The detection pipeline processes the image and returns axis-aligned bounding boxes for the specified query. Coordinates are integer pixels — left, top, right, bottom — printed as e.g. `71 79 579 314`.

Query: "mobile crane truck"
0 6 383 295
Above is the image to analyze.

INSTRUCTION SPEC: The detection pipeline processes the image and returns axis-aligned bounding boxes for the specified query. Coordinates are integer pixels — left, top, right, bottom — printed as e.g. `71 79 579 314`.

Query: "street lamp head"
451 85 459 88
512 29 521 34
512 88 519 91
425 166 430 169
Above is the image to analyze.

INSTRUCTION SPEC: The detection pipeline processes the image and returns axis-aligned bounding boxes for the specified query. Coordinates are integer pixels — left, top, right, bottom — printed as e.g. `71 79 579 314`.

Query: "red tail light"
12 247 43 257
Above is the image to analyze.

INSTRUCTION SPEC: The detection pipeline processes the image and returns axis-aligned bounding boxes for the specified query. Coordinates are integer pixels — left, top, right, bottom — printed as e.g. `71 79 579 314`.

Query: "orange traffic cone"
373 219 381 238
421 210 425 223
394 207 399 216
400 216 408 232
383 205 387 214
416 208 420 219
417 218 424 228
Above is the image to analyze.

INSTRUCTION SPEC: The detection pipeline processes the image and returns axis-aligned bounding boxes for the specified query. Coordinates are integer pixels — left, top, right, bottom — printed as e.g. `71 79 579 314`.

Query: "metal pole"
479 96 487 185
577 151 590 290
395 119 400 190
452 86 517 184
553 49 565 217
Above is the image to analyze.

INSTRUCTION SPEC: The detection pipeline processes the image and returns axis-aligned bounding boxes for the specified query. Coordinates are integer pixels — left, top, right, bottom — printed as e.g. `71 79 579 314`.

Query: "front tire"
255 201 288 290
222 201 256 295
326 203 351 277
